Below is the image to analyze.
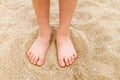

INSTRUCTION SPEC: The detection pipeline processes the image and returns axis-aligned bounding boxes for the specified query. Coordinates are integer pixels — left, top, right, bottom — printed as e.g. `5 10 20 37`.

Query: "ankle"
39 28 52 37
56 27 70 38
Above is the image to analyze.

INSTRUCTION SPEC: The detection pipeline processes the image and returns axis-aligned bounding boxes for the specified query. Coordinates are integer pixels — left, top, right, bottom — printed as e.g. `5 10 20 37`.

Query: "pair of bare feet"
27 28 77 68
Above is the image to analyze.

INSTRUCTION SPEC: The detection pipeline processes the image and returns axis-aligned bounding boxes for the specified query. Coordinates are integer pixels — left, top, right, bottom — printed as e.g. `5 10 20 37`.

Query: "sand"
0 0 120 80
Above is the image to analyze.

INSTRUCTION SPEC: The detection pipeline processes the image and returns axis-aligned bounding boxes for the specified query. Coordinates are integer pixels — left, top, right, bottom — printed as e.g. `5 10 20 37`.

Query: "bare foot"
27 30 52 66
56 30 77 67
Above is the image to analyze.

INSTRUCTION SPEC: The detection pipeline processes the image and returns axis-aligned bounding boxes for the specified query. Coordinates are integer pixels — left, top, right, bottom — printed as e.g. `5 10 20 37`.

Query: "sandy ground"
0 0 120 80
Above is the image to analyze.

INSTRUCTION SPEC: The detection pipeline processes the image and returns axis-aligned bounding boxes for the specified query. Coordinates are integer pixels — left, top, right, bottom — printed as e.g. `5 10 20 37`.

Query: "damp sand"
0 0 120 80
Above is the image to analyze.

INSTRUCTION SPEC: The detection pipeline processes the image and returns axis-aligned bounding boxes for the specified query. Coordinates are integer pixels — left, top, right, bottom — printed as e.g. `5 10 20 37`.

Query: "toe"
29 53 33 60
58 56 65 67
37 58 44 66
73 53 77 59
31 56 35 64
65 58 69 66
71 56 75 63
27 50 31 60
28 52 31 60
33 56 39 65
69 57 73 65
27 49 31 56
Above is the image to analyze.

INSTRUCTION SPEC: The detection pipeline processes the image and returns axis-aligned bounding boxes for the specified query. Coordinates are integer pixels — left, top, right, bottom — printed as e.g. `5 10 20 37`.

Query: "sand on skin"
0 0 120 80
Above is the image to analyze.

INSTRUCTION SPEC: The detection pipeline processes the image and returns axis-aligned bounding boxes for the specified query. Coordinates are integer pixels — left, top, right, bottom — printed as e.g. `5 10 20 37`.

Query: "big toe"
37 58 44 66
58 57 65 68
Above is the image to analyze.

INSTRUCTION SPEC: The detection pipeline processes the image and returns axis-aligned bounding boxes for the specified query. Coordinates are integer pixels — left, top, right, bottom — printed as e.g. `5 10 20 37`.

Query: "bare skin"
27 31 52 65
27 0 51 66
56 0 78 67
56 30 77 67
27 0 78 67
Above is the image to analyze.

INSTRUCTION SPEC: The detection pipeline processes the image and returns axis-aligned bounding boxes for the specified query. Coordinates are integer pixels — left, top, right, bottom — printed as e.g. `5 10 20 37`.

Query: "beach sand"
0 0 120 80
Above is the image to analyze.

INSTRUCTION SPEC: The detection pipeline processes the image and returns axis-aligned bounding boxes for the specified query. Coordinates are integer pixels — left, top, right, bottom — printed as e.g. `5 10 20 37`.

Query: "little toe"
27 51 29 56
29 53 33 60
28 52 31 60
27 50 31 59
58 56 65 67
37 58 44 66
27 49 31 56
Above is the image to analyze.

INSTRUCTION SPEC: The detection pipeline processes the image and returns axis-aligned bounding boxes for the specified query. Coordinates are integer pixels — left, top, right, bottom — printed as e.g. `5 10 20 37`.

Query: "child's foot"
27 29 52 66
56 29 77 67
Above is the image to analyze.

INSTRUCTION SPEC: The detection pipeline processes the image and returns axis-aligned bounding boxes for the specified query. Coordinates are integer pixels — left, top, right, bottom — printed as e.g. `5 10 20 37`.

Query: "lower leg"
32 0 52 34
27 0 52 66
57 0 77 36
57 0 78 67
